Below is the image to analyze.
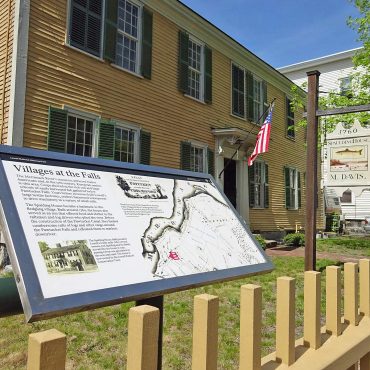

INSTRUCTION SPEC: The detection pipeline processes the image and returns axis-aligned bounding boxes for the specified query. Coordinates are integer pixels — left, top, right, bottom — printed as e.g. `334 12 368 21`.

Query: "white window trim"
115 0 143 75
112 120 140 163
66 0 106 59
185 36 205 103
286 97 295 140
189 140 208 173
63 105 100 157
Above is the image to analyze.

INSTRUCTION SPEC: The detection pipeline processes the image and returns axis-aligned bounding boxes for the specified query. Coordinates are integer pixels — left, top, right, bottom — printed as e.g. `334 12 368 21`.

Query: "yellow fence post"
276 277 295 366
239 284 262 370
344 262 359 326
360 259 370 317
304 271 321 349
127 305 160 370
192 294 219 370
326 266 342 336
27 329 66 370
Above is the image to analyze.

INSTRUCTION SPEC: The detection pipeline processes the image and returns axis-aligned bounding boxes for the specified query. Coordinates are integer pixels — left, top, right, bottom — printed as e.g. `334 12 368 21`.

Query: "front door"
223 159 237 208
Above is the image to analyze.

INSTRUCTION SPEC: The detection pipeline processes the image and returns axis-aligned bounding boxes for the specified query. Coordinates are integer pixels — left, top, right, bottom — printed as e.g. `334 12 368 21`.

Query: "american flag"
247 104 274 167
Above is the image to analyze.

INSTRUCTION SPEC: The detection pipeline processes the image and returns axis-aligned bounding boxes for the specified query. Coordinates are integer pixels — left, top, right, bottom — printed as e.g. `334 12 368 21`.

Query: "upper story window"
116 0 141 73
249 161 269 208
67 0 153 78
69 0 103 57
339 76 352 97
340 189 352 204
231 63 268 124
284 166 301 210
178 31 212 104
286 97 295 139
188 38 204 101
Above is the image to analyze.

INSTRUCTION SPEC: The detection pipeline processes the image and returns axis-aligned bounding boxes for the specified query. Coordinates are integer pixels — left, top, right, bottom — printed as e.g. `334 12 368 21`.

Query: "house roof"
278 47 363 74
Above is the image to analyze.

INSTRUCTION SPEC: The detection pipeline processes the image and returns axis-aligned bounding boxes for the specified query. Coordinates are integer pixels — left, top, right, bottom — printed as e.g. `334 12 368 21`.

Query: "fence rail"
21 259 370 369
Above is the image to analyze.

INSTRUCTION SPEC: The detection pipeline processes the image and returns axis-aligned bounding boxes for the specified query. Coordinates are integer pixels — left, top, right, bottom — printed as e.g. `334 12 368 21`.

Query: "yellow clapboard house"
0 0 323 237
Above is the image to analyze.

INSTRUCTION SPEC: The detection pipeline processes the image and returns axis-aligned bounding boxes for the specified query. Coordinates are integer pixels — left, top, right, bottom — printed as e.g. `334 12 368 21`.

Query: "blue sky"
180 0 362 68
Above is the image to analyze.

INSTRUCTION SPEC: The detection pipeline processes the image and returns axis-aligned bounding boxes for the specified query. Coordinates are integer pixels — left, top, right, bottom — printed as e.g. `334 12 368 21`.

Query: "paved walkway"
265 246 367 263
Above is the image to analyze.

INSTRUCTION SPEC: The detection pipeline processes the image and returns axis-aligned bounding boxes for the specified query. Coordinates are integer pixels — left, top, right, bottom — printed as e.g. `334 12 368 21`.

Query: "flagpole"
218 97 276 179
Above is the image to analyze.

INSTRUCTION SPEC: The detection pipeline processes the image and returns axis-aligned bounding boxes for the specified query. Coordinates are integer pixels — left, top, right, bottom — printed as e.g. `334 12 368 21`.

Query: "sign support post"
136 295 164 370
305 70 320 272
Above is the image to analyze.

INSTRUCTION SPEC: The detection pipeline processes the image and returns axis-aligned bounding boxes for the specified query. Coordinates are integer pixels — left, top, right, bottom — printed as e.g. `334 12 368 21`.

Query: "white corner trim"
8 0 30 146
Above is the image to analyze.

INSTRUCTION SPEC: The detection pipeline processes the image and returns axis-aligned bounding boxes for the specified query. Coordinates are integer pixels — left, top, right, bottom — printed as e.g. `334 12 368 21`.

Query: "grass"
0 257 339 369
317 236 370 257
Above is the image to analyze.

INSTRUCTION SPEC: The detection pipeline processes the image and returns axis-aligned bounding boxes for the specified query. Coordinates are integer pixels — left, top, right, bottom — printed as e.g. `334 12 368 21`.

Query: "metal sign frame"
0 145 273 322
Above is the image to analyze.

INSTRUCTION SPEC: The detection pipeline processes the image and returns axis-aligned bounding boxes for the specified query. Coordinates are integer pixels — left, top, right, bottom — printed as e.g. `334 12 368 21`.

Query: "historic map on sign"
140 179 264 278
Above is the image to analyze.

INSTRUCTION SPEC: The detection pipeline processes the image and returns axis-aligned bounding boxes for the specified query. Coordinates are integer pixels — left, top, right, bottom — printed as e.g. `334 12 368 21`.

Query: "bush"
284 233 305 246
254 234 266 250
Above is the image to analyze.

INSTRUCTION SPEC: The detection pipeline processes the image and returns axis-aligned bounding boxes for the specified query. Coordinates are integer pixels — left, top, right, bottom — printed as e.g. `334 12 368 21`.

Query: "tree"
38 241 50 253
292 0 370 131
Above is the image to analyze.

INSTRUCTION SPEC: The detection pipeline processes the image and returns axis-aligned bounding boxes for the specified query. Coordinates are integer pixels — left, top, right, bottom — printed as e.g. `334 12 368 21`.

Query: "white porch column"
237 160 250 226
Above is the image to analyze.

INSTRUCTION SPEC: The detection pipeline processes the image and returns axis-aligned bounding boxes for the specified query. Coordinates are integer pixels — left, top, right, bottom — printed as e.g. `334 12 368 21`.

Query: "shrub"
284 232 305 246
254 234 266 250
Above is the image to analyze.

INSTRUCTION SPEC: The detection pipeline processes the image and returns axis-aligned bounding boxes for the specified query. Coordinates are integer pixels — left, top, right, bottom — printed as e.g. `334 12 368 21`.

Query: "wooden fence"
26 260 370 370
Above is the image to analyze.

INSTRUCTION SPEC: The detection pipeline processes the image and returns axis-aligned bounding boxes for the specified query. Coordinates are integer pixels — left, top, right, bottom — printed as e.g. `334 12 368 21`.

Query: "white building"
279 48 370 229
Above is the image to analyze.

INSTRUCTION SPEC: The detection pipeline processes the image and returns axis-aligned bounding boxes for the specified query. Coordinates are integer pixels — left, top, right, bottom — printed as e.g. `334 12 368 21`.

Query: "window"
284 167 301 209
231 63 267 124
116 0 141 73
178 31 212 103
232 64 245 118
68 0 153 78
249 161 269 208
69 0 103 57
180 141 214 176
286 97 295 139
253 77 264 123
339 76 352 97
190 145 206 172
66 115 94 157
48 106 151 164
188 39 204 100
114 125 139 163
340 190 352 204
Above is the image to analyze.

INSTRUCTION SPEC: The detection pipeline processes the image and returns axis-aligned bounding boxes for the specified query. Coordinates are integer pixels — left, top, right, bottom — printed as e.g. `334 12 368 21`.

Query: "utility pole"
305 71 320 271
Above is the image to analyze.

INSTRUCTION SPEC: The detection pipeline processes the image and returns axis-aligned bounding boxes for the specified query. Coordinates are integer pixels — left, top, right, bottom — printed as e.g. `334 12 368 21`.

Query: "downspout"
0 0 12 144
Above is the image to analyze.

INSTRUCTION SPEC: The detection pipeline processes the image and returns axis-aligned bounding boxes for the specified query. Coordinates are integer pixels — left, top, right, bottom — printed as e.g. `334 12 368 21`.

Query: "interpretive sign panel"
0 145 272 321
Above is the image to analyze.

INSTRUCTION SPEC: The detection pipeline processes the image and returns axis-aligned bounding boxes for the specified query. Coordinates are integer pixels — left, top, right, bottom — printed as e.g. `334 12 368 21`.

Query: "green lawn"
317 236 370 257
0 257 338 369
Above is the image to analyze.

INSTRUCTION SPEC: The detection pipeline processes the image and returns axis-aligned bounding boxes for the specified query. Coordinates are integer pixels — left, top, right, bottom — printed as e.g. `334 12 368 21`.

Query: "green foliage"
38 241 49 253
283 232 305 246
317 236 370 250
290 1 370 133
254 234 267 250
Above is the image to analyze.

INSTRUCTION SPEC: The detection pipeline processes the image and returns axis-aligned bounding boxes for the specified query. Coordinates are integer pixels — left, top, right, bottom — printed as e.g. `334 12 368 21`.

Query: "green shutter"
264 163 269 208
284 166 291 209
248 164 255 208
178 31 189 93
141 7 153 79
140 131 151 165
98 119 115 159
104 0 118 62
180 141 191 171
207 148 214 177
204 46 212 104
47 106 68 153
298 171 302 208
263 80 268 112
246 70 254 121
